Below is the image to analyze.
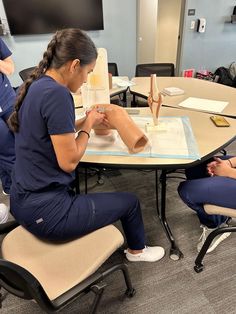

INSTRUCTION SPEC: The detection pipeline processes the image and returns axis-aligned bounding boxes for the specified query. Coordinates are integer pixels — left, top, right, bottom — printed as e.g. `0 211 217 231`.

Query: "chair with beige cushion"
0 225 135 313
194 204 236 273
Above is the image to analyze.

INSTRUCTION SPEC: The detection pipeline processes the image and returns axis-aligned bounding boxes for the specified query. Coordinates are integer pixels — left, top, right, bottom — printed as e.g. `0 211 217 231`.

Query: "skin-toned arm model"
93 104 149 154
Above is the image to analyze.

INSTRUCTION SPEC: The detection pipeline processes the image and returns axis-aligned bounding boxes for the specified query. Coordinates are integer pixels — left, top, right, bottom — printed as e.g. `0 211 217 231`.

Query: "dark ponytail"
9 28 97 132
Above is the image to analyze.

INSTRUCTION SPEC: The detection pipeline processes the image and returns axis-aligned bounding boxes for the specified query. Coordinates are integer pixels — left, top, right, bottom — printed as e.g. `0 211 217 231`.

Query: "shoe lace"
198 225 208 243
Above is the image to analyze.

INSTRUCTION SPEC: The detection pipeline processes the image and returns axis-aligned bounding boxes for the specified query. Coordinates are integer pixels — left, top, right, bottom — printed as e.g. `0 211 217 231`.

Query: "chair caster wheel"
169 248 183 261
125 288 136 298
97 177 105 185
194 264 204 273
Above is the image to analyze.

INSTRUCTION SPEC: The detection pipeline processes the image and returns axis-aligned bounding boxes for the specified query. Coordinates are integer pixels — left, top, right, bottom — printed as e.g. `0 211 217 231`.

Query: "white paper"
178 97 228 113
112 77 135 87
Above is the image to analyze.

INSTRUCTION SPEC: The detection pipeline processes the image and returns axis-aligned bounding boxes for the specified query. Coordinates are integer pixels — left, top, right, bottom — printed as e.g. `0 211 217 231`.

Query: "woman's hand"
86 106 111 129
86 108 106 127
207 157 232 177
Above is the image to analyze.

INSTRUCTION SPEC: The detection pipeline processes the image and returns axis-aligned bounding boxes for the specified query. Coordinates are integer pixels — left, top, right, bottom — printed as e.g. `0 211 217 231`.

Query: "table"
130 77 236 117
110 76 130 104
76 106 236 260
72 76 129 108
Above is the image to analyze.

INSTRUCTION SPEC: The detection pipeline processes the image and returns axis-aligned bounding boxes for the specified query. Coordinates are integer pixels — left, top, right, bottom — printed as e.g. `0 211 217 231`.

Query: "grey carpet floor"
1 141 236 314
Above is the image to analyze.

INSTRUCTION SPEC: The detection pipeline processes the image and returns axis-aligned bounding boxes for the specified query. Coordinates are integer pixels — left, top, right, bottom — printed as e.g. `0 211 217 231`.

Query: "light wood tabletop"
110 76 129 98
79 106 236 169
130 77 236 118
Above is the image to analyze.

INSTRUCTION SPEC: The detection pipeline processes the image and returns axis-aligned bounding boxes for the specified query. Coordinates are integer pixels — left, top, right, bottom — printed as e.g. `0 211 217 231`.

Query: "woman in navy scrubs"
0 38 16 223
9 29 165 262
178 156 235 253
0 38 15 194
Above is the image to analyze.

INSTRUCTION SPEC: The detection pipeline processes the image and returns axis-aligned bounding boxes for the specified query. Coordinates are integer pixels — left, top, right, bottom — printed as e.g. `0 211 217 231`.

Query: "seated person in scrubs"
9 28 165 262
0 38 16 223
178 155 235 253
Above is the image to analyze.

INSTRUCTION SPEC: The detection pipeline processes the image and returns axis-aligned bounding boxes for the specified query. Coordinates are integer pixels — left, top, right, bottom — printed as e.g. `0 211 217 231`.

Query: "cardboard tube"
93 104 148 154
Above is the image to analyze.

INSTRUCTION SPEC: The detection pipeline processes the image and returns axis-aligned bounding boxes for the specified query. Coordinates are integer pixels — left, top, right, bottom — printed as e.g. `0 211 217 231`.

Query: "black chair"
0 225 135 313
194 204 236 273
0 220 19 235
19 66 36 81
135 63 175 77
132 63 175 106
108 63 119 76
108 62 127 106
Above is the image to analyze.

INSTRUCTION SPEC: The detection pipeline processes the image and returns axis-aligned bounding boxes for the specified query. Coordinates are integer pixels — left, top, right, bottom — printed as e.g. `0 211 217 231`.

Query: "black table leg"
75 166 88 194
156 169 184 260
85 167 88 194
75 168 81 194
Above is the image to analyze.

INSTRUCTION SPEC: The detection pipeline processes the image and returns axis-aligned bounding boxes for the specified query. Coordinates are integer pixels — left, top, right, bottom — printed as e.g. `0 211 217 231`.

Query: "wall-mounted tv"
3 0 104 35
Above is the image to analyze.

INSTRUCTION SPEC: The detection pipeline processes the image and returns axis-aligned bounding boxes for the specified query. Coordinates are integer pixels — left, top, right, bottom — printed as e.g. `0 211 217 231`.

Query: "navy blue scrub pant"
10 189 146 250
0 117 15 194
178 156 235 228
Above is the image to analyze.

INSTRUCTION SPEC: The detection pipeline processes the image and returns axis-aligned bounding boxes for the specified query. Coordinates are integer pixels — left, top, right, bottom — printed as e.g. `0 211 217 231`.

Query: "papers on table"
112 77 135 88
178 97 228 113
162 87 185 96
85 116 200 160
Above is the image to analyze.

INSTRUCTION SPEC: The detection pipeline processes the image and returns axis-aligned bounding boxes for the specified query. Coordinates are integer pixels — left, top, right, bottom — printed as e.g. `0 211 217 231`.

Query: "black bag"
214 67 236 87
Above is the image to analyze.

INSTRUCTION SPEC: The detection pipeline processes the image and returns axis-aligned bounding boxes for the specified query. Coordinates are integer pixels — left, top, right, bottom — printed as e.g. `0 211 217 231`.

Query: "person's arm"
75 116 86 131
75 109 110 132
227 156 236 168
0 55 14 75
208 157 236 178
51 109 105 173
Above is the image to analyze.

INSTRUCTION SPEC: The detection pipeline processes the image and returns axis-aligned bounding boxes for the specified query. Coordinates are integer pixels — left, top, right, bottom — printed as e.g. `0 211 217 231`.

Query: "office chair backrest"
108 63 119 76
135 63 175 77
19 66 36 81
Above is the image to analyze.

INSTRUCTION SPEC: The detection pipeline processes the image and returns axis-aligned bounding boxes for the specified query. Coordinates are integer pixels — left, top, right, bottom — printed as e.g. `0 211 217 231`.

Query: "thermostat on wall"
162 87 185 96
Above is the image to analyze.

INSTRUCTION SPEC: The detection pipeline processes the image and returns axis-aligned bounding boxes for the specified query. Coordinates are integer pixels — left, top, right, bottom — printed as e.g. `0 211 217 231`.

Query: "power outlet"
190 20 195 30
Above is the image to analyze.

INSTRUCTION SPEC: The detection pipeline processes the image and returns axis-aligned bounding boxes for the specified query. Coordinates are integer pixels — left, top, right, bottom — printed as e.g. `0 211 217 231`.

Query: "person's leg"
13 190 164 262
178 176 236 227
69 191 165 261
182 155 235 227
66 192 145 249
0 118 15 194
178 176 235 252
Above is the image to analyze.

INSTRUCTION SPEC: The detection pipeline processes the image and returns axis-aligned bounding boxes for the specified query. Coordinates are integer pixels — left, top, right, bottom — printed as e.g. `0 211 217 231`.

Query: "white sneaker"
2 190 10 196
0 203 9 224
124 246 165 262
197 224 231 253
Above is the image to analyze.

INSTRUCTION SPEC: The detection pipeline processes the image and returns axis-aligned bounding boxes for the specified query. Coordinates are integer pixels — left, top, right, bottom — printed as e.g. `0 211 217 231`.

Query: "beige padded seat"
204 204 236 218
2 225 124 301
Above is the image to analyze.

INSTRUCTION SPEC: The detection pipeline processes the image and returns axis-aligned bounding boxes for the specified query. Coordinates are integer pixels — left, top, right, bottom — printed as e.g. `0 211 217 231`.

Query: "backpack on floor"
229 62 236 80
214 67 236 87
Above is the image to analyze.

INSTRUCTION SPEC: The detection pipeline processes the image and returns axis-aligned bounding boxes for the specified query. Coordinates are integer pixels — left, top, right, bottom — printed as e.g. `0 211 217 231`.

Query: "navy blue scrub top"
12 75 76 193
0 38 15 120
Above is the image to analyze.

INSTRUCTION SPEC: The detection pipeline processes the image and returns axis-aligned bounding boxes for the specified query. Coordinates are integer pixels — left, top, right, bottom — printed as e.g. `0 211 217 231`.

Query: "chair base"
194 225 236 273
0 220 19 235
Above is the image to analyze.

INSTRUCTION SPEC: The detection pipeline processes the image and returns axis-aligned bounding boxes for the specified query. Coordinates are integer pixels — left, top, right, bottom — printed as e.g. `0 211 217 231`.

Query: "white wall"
180 0 236 74
137 0 158 64
0 0 137 86
155 0 182 65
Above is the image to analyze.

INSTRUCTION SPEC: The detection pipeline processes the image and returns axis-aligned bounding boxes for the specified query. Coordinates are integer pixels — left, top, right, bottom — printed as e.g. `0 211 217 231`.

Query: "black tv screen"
3 0 104 35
